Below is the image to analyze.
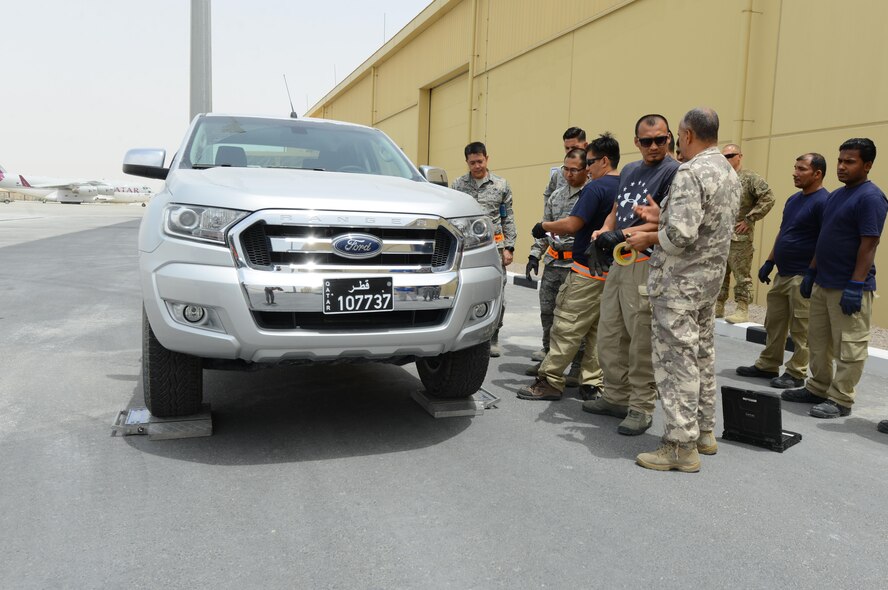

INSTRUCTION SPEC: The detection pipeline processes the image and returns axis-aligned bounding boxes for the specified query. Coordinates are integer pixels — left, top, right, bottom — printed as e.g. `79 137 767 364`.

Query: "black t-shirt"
773 187 828 276
571 175 620 267
614 157 680 230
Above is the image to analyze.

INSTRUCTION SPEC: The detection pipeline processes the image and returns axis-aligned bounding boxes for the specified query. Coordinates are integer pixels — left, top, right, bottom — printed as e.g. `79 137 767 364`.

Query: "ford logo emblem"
331 233 383 259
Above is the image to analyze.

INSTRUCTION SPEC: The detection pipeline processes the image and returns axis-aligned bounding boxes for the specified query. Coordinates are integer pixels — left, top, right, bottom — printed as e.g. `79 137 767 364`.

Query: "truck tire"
142 308 203 417
416 341 490 399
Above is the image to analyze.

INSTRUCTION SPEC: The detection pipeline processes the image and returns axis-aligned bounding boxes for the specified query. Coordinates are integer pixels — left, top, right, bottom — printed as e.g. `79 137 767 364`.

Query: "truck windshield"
181 116 422 181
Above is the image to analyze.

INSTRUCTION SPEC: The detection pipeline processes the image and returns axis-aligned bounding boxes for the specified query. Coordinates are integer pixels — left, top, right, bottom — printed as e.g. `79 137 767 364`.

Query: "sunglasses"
586 157 603 165
724 153 740 159
637 135 670 148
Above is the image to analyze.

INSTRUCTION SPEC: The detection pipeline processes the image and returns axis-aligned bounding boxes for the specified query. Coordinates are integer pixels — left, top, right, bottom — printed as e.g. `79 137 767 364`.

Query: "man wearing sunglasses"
525 148 589 381
717 144 775 323
582 114 679 436
519 134 621 402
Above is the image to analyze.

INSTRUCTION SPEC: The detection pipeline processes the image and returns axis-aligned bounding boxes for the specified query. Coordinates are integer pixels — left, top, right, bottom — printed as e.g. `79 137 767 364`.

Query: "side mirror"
123 148 168 180
419 165 448 187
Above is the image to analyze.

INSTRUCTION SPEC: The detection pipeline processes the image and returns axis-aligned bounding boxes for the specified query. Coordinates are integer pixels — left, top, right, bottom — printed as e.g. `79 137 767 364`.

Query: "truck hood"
164 168 484 218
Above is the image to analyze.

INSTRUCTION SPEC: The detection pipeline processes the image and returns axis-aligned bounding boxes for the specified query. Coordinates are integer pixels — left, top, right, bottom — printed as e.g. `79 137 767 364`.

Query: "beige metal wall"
309 0 888 327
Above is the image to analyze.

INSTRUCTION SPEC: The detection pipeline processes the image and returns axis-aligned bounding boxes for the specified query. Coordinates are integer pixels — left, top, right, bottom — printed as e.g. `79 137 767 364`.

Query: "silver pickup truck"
123 114 504 417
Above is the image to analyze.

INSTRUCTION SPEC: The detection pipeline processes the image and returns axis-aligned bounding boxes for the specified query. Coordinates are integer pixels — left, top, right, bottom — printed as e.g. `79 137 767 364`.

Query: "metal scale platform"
111 388 500 439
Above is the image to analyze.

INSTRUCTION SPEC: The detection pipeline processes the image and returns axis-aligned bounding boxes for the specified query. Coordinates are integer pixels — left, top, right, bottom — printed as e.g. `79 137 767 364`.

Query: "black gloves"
840 281 865 315
584 242 611 277
595 229 625 254
526 255 540 281
758 260 775 284
531 222 547 239
800 268 816 299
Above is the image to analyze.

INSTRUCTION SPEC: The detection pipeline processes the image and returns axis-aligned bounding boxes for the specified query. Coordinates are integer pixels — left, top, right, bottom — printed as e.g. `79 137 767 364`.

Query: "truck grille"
238 222 455 271
252 309 448 330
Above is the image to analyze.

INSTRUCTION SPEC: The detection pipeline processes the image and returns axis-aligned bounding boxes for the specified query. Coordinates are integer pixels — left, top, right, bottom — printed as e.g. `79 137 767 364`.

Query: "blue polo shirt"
571 174 619 267
773 187 828 276
814 180 888 290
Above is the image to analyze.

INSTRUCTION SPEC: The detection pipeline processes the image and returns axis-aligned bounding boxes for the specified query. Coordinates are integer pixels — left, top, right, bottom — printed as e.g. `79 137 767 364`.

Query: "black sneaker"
770 372 804 389
781 387 824 404
736 365 779 379
810 399 851 418
579 384 601 401
878 420 888 434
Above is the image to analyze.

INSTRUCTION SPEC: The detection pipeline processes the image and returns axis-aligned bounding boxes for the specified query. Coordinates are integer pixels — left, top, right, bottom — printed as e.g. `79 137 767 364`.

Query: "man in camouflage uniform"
452 141 517 357
529 127 588 363
627 107 740 472
525 148 588 374
541 127 588 206
718 144 775 323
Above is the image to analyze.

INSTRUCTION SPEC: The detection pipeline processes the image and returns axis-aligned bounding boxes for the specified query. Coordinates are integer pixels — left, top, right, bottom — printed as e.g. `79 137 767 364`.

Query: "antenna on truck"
283 74 298 118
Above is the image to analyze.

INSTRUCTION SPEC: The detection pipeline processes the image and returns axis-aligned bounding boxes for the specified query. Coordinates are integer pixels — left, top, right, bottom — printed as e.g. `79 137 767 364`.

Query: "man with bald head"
718 143 775 323
625 107 740 472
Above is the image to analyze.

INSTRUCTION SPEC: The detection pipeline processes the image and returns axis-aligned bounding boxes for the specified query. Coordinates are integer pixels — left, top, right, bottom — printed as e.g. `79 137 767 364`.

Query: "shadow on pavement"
119 363 473 465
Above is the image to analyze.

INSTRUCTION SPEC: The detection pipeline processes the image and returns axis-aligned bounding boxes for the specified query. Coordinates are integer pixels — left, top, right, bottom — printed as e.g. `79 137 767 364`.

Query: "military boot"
636 439 701 472
715 300 725 318
617 410 653 436
725 301 749 324
697 430 718 455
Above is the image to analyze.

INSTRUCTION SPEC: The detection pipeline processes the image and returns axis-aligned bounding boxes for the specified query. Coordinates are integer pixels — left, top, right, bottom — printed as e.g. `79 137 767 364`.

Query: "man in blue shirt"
735 153 829 388
782 138 888 419
518 133 620 402
582 114 680 436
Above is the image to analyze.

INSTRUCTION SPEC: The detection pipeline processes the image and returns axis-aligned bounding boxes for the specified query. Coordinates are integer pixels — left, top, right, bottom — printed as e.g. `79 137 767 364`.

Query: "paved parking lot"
1 202 886 588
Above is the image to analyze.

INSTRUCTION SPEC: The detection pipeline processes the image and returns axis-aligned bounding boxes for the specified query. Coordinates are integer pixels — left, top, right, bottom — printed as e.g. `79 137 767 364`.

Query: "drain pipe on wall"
733 0 755 147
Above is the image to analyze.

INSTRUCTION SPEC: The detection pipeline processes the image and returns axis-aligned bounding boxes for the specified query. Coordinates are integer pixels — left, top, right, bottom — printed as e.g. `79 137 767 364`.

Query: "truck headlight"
164 204 249 244
449 215 494 250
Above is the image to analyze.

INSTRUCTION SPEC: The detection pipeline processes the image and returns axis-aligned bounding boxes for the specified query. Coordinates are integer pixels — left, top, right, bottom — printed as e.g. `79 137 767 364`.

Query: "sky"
1 0 430 189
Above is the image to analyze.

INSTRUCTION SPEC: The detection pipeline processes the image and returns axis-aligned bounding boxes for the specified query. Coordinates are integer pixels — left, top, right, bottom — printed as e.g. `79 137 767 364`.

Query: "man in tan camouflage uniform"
627 107 740 472
717 144 775 323
452 142 517 357
525 148 588 376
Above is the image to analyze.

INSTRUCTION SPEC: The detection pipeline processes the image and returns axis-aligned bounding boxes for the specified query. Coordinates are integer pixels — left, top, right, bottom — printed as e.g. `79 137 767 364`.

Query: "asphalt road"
1 202 886 589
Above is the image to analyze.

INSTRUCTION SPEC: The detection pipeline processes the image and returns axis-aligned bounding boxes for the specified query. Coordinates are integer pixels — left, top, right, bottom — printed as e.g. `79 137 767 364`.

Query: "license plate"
323 277 393 314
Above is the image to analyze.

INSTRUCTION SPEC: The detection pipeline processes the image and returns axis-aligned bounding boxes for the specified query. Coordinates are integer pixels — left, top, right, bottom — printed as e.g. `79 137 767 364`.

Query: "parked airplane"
0 165 153 205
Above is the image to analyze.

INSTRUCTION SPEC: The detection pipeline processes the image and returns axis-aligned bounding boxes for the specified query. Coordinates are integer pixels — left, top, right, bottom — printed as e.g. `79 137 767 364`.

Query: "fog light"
183 305 206 323
472 302 489 319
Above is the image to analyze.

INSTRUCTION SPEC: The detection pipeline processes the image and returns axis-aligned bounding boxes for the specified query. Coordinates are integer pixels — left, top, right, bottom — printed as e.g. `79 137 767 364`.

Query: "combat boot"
697 430 718 455
581 397 629 418
636 439 701 472
715 300 725 318
525 363 541 376
725 301 749 324
517 377 562 401
617 410 652 436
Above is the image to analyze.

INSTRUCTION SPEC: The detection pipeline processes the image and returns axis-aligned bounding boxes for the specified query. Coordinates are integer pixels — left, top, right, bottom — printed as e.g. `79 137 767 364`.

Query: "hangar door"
428 72 469 186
